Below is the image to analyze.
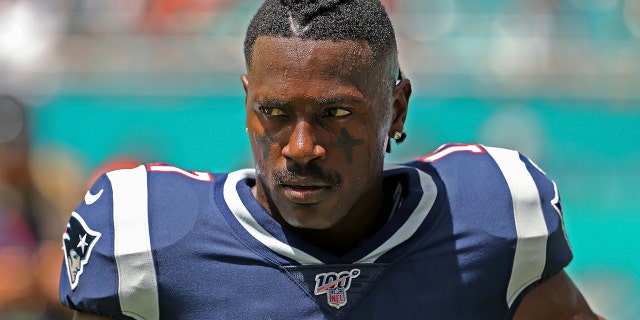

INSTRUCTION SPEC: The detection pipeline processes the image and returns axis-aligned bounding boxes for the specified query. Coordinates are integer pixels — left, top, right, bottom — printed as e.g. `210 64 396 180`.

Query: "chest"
150 227 515 320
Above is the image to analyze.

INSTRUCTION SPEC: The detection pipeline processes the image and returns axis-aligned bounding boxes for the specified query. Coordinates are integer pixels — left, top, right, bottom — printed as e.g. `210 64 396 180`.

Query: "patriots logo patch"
62 212 101 290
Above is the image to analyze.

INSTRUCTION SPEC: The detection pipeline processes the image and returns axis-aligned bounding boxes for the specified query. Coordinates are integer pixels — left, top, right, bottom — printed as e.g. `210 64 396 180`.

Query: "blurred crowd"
0 0 638 98
0 96 71 319
0 96 141 318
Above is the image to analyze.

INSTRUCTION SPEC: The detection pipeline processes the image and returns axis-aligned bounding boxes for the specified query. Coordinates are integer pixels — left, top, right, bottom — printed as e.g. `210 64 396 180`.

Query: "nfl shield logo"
328 287 347 307
314 269 360 309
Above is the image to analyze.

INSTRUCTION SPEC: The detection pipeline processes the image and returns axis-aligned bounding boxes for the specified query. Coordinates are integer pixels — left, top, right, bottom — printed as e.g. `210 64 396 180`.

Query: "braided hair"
244 0 399 70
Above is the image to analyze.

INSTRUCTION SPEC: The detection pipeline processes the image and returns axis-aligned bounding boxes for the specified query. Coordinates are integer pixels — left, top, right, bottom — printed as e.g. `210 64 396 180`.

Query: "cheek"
349 123 388 178
363 117 389 157
373 112 393 155
251 130 281 172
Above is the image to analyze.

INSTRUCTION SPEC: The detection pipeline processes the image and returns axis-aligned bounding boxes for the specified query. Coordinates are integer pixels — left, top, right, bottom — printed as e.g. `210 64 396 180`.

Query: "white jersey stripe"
224 167 438 265
357 164 438 263
107 166 160 320
224 169 323 265
486 147 549 307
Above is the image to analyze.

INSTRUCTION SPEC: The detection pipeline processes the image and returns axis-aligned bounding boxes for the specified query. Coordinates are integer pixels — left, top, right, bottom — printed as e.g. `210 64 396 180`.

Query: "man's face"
69 249 81 282
242 36 404 230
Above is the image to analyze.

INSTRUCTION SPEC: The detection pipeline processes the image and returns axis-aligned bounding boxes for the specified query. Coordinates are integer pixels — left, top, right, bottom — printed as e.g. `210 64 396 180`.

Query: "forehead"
247 36 378 97
250 35 373 72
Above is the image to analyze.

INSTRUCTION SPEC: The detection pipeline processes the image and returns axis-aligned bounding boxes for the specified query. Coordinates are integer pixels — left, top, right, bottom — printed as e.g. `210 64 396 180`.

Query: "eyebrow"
255 98 287 108
315 96 366 106
255 95 366 107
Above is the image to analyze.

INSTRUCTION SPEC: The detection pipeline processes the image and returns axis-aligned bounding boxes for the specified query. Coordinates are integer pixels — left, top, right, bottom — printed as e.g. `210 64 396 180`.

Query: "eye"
259 106 287 117
323 107 352 118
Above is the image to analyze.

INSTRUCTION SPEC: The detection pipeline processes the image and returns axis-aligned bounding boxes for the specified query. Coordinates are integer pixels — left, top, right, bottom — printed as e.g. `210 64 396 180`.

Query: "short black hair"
244 0 398 69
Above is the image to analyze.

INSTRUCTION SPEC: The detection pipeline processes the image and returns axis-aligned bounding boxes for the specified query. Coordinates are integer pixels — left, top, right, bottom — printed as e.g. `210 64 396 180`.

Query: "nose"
282 121 326 165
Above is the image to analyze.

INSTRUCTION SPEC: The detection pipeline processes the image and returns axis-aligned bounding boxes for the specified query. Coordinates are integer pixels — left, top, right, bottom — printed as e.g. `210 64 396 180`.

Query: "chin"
282 211 338 230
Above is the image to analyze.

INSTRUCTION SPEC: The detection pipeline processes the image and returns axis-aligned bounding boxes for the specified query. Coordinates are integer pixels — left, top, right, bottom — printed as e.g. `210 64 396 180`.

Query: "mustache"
272 163 342 186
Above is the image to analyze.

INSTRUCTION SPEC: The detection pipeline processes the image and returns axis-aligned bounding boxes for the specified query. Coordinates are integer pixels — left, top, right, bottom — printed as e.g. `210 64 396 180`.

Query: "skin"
242 36 409 255
515 271 605 320
73 36 602 320
68 249 81 284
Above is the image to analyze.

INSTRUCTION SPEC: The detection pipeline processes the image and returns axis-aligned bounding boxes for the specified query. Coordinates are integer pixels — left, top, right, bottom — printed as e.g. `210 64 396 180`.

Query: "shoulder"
74 163 216 228
407 143 574 312
102 163 216 210
103 163 214 188
407 143 555 197
406 144 565 236
411 143 540 173
64 162 218 254
59 163 219 317
143 162 214 182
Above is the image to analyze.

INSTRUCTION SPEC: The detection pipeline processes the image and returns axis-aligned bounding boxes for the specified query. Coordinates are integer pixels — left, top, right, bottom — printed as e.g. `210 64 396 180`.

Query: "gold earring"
392 131 403 140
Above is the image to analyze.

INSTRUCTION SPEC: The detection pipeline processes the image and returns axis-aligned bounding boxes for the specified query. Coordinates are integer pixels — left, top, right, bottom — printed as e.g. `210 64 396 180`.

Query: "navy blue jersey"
59 144 572 319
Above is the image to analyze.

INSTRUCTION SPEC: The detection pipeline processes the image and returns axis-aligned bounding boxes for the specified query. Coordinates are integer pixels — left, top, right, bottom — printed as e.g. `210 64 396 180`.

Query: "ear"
241 74 251 107
389 78 411 136
241 74 250 94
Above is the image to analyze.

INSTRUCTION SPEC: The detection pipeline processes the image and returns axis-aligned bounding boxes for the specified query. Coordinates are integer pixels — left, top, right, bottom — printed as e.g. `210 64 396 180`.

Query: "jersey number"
417 143 485 162
147 164 213 182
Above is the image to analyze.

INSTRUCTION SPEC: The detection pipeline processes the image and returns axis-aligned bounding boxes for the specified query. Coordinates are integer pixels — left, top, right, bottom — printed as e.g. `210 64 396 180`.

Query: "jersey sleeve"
59 172 125 318
410 144 573 315
486 147 573 312
519 152 573 274
60 165 161 319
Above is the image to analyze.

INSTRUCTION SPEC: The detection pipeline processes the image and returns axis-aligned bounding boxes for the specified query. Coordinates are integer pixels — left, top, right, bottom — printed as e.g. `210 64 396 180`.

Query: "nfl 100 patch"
285 263 388 312
62 211 102 290
314 268 361 309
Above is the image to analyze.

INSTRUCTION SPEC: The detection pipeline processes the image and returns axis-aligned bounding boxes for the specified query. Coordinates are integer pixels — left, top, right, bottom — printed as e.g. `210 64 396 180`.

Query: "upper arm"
513 270 604 320
59 171 125 314
73 311 113 320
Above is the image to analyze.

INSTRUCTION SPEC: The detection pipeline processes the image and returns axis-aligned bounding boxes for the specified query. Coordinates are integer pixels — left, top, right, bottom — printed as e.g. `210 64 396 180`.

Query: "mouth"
280 183 331 204
271 166 341 205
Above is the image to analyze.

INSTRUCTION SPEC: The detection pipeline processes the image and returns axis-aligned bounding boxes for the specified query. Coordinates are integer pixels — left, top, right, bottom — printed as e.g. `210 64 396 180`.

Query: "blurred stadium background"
0 0 638 318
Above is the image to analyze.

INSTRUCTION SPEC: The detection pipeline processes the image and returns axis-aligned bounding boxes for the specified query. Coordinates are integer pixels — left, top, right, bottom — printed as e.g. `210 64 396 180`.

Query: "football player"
61 0 603 319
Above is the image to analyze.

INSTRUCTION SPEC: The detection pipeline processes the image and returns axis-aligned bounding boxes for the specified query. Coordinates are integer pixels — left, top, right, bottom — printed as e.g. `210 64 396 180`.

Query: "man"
61 0 602 319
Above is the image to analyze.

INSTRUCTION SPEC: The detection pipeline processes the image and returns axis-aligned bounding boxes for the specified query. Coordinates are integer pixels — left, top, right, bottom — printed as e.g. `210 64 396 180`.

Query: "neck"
250 174 394 257
286 179 387 257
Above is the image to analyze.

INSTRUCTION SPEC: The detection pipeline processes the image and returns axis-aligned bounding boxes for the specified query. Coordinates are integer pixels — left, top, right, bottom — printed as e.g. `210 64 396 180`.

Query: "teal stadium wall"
30 95 640 319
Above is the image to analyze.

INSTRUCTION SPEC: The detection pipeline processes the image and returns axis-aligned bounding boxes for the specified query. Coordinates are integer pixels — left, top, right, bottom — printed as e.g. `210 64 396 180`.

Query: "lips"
280 181 331 204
